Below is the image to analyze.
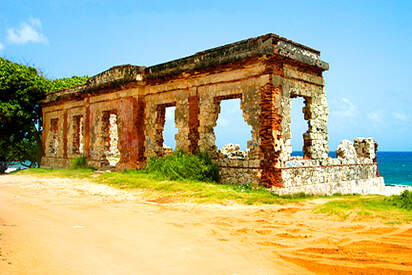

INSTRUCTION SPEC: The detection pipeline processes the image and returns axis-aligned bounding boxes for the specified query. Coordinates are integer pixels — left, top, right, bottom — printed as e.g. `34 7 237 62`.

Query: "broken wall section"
275 138 384 195
278 64 329 164
88 96 144 170
197 77 266 186
144 90 190 159
41 109 68 168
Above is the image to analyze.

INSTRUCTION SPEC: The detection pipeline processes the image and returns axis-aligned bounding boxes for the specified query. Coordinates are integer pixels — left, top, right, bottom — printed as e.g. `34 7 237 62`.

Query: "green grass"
314 195 412 224
93 169 318 204
71 156 89 169
16 168 319 205
14 168 412 223
146 151 220 182
16 168 95 179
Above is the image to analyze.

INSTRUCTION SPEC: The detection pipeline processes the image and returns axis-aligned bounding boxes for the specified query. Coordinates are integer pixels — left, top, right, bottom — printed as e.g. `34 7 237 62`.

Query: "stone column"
188 92 200 154
240 86 261 159
84 96 91 160
116 97 143 170
198 92 220 157
144 101 169 159
63 111 68 159
89 106 110 167
135 96 146 168
258 79 283 187
175 94 190 152
302 91 329 161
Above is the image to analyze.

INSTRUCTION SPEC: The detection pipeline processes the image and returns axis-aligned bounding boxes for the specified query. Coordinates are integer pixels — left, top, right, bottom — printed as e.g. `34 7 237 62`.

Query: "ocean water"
376 152 412 186
7 152 412 186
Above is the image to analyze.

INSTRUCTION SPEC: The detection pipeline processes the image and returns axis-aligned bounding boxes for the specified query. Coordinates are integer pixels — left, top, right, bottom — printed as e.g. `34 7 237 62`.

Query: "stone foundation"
272 177 385 196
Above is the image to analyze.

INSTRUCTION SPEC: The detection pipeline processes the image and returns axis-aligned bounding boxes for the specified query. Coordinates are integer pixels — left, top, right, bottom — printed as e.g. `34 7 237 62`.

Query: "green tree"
0 57 88 172
48 75 89 93
0 57 49 172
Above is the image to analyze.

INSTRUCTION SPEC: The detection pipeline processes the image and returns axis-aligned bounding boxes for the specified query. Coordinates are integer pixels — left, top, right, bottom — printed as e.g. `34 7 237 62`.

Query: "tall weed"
146 151 219 182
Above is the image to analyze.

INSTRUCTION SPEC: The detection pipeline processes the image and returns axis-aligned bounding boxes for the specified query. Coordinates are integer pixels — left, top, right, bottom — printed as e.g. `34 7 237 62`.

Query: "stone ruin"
40 33 385 195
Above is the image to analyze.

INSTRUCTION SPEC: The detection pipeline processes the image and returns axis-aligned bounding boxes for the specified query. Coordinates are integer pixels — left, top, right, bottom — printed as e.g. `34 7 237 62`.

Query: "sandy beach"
0 174 411 274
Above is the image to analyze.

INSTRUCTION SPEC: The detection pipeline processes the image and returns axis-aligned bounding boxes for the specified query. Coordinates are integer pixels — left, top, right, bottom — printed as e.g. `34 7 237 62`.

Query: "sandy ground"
0 175 411 275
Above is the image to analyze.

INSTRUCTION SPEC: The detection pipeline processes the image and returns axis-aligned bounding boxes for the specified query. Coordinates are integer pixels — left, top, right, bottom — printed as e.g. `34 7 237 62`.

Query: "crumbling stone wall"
144 90 189 158
66 107 86 158
275 138 384 195
279 64 329 162
49 118 59 155
40 33 384 194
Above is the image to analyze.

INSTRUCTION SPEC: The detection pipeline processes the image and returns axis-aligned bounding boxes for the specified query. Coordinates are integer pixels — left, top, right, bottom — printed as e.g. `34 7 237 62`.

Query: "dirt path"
0 175 411 275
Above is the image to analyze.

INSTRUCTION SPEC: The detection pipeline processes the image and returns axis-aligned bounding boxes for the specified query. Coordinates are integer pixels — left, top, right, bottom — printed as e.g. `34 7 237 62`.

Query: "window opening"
290 96 307 158
72 115 84 155
162 106 178 154
102 111 120 166
49 118 59 154
214 98 252 159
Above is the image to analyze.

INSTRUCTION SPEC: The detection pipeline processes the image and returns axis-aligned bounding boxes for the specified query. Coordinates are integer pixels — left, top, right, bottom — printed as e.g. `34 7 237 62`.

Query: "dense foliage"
0 57 49 171
0 57 89 172
48 75 89 93
387 190 412 210
71 156 88 169
146 151 220 182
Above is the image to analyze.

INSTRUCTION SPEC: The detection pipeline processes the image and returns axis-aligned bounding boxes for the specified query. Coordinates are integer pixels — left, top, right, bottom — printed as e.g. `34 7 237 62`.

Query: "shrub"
71 156 88 169
146 151 220 182
387 190 412 210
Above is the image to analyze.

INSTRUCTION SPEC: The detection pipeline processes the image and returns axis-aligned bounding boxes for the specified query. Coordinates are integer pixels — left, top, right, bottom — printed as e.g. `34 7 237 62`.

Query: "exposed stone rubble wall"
273 177 385 196
273 138 384 195
336 140 357 160
219 144 247 159
40 33 384 195
354 137 376 159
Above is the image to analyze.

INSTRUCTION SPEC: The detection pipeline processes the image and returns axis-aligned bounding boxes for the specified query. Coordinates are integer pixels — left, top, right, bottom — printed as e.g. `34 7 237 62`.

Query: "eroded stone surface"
336 140 357 160
40 33 383 194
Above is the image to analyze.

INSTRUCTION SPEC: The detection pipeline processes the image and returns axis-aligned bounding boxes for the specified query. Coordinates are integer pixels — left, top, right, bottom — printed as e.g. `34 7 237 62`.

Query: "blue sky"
1 0 411 151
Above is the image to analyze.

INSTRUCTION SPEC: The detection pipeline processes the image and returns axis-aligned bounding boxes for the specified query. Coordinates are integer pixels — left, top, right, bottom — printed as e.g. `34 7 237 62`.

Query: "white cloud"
334 97 358 118
7 18 47 44
0 42 4 50
392 112 408 121
367 112 384 124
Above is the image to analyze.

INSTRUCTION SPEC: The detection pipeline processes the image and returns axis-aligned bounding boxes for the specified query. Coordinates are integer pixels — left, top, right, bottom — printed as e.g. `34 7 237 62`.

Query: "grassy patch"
386 190 412 210
71 156 91 169
95 169 313 204
16 168 95 179
314 195 412 224
146 151 219 182
15 168 320 205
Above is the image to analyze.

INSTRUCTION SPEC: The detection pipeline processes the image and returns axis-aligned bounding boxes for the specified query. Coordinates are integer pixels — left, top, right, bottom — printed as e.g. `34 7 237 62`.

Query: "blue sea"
376 152 412 186
7 152 412 186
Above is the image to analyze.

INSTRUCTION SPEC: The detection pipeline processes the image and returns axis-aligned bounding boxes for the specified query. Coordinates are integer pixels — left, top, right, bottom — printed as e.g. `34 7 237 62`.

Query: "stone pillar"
175 94 190 152
84 97 91 159
188 92 200 154
135 97 146 167
63 111 68 159
240 86 261 159
258 79 283 187
302 91 329 160
198 92 220 157
116 97 143 170
144 101 159 159
89 106 110 167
